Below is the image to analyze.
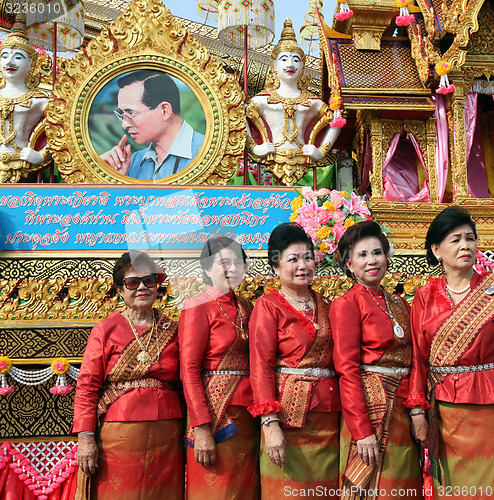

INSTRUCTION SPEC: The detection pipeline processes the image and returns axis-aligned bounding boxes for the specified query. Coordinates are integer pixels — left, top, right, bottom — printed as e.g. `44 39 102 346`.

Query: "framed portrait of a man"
45 0 245 185
88 70 206 181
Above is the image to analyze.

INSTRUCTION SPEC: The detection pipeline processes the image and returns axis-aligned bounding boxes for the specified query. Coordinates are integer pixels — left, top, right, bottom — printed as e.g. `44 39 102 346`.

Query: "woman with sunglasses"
73 250 184 499
179 237 259 499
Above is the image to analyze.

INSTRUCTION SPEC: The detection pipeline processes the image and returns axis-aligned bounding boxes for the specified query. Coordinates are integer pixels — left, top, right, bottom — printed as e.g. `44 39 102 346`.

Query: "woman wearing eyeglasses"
72 250 184 499
179 237 259 499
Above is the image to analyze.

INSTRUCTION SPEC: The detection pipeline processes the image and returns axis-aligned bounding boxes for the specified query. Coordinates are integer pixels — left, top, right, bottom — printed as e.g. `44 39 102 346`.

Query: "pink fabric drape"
408 133 430 202
383 132 430 201
432 92 449 202
0 464 77 500
465 92 489 198
465 92 478 161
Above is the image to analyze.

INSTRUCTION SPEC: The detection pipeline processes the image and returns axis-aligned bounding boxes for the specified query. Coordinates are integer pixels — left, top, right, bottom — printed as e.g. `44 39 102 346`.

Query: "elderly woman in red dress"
179 237 259 499
248 222 340 499
407 206 494 499
73 250 184 499
330 221 422 500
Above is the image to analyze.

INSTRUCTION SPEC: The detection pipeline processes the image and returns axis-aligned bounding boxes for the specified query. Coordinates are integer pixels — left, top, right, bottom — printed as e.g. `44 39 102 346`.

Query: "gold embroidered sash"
342 290 412 499
185 296 252 444
96 310 176 420
276 293 332 429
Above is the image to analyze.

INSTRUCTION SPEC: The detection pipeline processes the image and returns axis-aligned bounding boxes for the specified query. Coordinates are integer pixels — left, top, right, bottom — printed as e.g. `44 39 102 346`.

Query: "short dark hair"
113 250 158 287
425 206 477 266
268 222 314 268
200 237 247 286
117 70 181 114
337 220 390 278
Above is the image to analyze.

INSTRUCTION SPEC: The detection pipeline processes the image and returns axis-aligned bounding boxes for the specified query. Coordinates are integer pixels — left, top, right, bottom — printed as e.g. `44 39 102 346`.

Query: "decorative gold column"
448 72 469 197
369 116 383 198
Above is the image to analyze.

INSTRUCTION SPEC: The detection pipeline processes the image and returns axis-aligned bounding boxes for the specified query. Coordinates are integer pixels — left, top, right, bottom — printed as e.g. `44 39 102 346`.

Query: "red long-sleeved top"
179 286 253 428
249 290 340 416
407 272 494 407
330 283 411 441
72 311 182 434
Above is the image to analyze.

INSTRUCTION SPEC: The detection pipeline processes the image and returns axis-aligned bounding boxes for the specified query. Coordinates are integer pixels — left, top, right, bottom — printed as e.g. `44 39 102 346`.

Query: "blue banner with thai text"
0 185 298 252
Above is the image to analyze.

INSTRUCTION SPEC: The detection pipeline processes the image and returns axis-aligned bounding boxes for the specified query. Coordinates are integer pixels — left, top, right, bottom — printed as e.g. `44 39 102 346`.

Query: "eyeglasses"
122 274 159 290
113 107 152 123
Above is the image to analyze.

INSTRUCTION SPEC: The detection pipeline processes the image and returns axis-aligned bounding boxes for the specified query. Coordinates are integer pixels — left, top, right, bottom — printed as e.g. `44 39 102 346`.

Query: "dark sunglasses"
122 274 159 290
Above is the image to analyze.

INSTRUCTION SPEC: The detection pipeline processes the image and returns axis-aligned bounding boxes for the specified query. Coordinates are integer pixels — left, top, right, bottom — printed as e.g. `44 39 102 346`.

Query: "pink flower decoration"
330 191 345 209
335 9 353 20
396 15 413 25
436 84 455 94
54 361 64 372
344 192 372 217
315 210 332 225
0 362 7 371
314 251 325 263
330 115 347 128
332 223 346 241
316 188 331 196
0 386 14 395
50 385 73 395
332 209 346 224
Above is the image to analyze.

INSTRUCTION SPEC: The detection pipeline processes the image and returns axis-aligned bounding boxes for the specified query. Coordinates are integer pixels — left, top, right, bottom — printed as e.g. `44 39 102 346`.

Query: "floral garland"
0 357 78 397
475 251 494 273
289 187 374 264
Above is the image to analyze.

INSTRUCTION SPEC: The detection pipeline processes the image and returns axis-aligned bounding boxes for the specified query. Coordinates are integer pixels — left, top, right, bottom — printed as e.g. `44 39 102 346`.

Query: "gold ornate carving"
403 275 430 297
425 118 438 202
352 29 383 51
408 25 431 83
413 0 437 37
369 118 383 198
345 4 398 50
468 2 494 54
449 76 469 196
452 0 484 48
45 0 245 185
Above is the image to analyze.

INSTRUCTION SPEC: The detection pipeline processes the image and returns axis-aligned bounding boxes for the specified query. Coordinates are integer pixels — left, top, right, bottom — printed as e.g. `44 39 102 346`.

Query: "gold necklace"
125 310 158 364
206 291 248 340
280 289 319 330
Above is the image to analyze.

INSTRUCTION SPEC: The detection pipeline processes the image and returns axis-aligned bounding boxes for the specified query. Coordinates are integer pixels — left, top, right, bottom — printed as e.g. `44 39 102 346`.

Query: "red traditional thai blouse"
248 290 340 417
178 286 254 428
330 283 411 441
407 272 494 407
72 311 182 434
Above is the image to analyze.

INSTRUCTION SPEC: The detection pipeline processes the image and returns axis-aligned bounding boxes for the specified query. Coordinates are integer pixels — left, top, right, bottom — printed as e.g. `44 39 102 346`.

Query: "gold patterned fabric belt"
202 370 250 376
430 362 494 374
275 367 336 378
107 378 173 390
361 364 410 376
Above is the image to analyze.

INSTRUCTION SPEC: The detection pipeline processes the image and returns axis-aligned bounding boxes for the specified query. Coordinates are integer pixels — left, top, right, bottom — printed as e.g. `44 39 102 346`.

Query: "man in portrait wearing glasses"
100 69 205 180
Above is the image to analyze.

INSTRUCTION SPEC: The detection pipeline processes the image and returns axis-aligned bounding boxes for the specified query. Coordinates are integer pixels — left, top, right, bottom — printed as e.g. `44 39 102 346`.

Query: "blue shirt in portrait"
127 121 204 180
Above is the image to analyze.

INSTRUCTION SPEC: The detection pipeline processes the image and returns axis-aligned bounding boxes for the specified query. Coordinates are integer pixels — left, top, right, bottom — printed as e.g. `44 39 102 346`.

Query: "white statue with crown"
0 14 51 183
246 18 341 186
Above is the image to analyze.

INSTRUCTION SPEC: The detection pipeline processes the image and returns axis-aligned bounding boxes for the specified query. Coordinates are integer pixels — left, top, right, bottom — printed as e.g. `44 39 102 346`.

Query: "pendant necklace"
206 290 248 339
280 289 319 330
365 287 405 338
280 289 312 312
125 310 158 364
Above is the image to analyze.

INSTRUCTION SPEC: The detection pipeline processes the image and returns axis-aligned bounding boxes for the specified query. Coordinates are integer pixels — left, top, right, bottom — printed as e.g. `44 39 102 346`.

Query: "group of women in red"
72 206 494 500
